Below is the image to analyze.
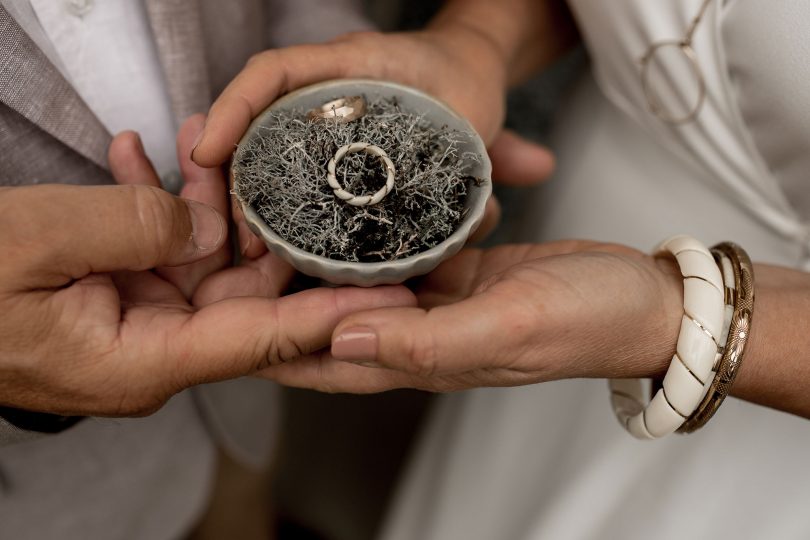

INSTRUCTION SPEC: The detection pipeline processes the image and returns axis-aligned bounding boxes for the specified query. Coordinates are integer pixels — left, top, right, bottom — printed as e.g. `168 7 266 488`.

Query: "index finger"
160 285 417 384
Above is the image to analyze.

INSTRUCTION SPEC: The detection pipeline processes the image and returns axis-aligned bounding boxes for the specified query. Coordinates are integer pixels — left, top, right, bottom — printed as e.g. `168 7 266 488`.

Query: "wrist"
648 256 686 378
428 0 579 86
566 251 684 381
601 255 682 381
542 249 684 383
423 21 509 91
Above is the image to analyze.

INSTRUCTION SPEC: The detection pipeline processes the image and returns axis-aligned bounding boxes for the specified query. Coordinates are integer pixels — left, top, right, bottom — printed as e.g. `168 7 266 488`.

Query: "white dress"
380 1 810 538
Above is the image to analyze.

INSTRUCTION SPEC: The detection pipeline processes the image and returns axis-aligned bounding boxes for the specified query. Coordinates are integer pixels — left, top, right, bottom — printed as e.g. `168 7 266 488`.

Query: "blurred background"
272 3 585 539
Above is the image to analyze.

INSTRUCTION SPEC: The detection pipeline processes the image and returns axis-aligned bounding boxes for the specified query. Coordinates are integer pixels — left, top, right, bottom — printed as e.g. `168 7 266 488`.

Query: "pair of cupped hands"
0 29 683 418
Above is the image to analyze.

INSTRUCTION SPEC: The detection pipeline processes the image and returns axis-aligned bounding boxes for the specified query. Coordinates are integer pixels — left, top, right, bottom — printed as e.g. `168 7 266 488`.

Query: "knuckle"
257 302 300 369
263 304 283 367
128 185 186 267
245 49 275 67
406 329 440 378
244 331 274 372
315 355 338 394
270 334 305 365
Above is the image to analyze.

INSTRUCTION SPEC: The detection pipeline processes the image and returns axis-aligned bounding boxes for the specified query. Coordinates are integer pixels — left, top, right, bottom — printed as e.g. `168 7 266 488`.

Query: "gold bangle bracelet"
678 242 754 433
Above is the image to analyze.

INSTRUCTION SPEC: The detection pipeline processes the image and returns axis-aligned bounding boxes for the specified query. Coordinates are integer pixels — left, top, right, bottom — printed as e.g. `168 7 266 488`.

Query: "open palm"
258 241 683 393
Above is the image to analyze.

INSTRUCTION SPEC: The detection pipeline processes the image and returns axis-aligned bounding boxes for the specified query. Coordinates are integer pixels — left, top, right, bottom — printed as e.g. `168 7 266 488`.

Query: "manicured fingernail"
332 327 378 363
190 129 204 162
187 200 225 251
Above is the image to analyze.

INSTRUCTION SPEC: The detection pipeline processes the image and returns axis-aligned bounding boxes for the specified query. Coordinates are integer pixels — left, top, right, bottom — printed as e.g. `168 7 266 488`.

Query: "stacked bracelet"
610 235 726 439
610 236 755 439
678 242 754 433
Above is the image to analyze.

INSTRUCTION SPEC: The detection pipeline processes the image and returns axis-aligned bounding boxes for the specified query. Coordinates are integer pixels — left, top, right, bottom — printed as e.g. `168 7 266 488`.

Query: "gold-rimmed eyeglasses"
640 0 713 124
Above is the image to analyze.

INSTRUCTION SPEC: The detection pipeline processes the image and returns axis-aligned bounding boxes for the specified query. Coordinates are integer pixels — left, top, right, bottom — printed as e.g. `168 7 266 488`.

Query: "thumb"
329 293 511 377
2 184 225 289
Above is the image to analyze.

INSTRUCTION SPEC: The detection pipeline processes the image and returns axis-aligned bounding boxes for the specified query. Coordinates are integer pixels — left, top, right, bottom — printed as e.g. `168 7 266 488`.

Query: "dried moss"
233 97 479 262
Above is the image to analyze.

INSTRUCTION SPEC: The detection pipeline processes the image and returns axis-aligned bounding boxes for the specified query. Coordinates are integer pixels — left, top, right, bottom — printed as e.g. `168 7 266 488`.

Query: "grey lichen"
232 97 479 262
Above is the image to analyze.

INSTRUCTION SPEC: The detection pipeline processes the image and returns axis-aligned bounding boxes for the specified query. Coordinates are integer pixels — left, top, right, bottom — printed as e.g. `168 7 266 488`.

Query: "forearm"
731 264 810 419
428 0 579 86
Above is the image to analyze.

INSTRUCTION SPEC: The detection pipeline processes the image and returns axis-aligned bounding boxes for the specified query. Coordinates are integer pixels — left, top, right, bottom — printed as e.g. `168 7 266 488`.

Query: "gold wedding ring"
307 96 367 123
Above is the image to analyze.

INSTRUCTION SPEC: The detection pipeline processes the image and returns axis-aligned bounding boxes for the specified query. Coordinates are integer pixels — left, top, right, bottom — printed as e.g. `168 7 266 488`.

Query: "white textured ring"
608 235 726 439
327 142 396 207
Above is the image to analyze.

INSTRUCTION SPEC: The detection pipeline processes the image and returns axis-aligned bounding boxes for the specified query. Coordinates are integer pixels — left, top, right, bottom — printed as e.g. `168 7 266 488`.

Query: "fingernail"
238 220 253 256
332 327 378 363
187 200 225 251
190 129 204 162
357 361 381 369
134 133 146 156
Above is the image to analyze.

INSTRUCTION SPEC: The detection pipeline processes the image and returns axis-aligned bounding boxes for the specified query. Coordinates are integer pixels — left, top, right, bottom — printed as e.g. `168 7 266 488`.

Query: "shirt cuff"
0 407 83 446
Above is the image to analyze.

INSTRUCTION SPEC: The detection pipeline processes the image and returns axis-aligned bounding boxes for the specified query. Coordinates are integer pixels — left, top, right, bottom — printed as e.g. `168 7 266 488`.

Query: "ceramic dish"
232 78 492 286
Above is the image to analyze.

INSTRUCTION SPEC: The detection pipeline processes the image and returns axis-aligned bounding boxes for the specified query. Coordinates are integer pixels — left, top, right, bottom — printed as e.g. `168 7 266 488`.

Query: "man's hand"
109 114 305 309
0 182 414 417
256 241 684 393
192 29 510 167
110 114 232 299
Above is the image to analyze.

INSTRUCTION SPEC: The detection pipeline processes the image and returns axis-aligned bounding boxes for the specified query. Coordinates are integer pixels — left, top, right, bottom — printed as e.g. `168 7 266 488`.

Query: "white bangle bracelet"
609 235 726 439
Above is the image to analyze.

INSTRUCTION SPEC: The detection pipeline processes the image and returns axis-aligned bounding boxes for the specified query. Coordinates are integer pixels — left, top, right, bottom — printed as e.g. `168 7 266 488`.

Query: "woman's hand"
192 28 510 168
192 0 577 167
192 26 555 257
255 239 810 422
256 241 684 393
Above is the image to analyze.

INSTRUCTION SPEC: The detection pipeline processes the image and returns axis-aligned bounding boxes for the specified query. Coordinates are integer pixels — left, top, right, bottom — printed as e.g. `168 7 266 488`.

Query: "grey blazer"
0 1 369 537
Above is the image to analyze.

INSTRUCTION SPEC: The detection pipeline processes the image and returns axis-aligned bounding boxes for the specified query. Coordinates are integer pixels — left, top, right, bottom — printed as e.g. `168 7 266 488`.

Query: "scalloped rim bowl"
232 79 492 286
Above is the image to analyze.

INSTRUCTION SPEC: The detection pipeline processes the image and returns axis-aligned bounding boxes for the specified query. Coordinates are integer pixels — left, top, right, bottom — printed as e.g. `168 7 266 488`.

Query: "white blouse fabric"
571 0 810 255
380 2 810 539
